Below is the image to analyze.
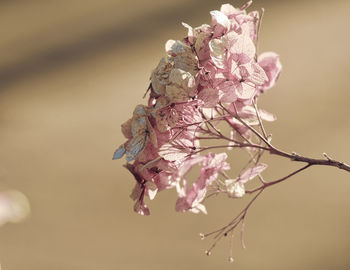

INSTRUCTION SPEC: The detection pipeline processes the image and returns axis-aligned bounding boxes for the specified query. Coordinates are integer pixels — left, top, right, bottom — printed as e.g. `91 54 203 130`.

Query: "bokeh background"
0 0 349 269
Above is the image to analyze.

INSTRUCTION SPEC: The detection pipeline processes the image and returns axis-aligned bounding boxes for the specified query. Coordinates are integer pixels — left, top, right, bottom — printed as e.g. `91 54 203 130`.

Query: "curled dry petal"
175 153 230 213
166 40 198 76
239 163 268 183
220 4 240 17
225 180 245 198
209 38 227 69
210 10 230 37
210 10 230 30
182 22 194 44
258 52 282 92
151 57 172 96
134 199 150 216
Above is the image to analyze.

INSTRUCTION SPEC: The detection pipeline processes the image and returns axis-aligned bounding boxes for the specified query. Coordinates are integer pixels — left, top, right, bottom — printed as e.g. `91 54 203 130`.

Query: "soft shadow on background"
0 0 349 269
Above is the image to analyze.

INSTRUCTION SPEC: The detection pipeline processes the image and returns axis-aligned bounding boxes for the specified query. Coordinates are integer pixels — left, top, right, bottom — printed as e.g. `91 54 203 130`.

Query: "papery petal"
258 52 282 91
166 85 191 103
202 108 218 119
228 104 276 122
210 10 230 37
134 200 150 216
225 180 245 198
209 38 227 69
151 57 172 95
235 81 256 100
229 34 256 63
220 4 240 16
165 40 176 54
194 27 211 61
130 183 143 201
121 119 133 139
176 156 207 179
182 22 194 44
113 144 126 160
145 181 158 200
218 80 238 103
245 62 268 86
135 136 161 164
169 68 195 89
166 40 198 75
259 109 277 122
158 143 190 162
133 104 148 117
239 163 267 183
155 106 179 133
146 118 158 148
210 10 230 29
125 135 148 162
197 88 219 108
190 203 207 214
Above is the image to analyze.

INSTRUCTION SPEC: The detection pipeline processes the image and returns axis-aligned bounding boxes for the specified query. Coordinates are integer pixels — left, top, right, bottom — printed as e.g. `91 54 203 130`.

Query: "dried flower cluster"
113 1 350 259
113 1 281 216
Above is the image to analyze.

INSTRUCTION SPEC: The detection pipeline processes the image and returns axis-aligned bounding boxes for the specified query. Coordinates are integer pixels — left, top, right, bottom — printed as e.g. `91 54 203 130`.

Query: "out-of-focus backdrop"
0 0 349 269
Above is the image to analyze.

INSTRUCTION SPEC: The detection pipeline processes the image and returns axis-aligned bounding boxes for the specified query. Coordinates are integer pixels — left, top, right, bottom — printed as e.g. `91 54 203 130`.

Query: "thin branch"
246 163 312 194
220 103 273 148
270 149 350 173
192 143 270 155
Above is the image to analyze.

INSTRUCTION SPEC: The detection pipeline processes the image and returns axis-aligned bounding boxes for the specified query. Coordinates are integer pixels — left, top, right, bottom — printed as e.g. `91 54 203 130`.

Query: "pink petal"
197 88 219 108
239 163 268 183
258 52 282 91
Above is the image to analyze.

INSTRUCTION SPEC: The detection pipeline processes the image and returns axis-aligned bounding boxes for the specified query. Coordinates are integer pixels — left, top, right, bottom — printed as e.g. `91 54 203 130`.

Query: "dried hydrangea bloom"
113 1 281 215
112 1 350 261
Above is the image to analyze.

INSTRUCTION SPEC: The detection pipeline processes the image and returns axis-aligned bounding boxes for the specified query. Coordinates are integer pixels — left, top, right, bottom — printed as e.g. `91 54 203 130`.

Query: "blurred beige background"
0 0 349 269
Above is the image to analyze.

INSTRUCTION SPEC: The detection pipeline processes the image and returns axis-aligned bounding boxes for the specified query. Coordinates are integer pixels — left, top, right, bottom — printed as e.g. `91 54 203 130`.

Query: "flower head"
113 2 281 216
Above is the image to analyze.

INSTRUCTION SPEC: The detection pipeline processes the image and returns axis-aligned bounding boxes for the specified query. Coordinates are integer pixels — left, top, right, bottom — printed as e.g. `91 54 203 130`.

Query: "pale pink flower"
154 98 179 133
197 88 219 108
175 153 230 213
206 31 267 102
258 52 282 92
210 10 230 38
113 2 282 217
225 163 267 198
228 102 277 122
126 163 158 216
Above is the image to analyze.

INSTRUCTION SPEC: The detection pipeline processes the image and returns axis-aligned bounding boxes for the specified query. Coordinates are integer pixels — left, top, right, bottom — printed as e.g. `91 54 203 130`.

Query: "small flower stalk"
113 1 350 259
